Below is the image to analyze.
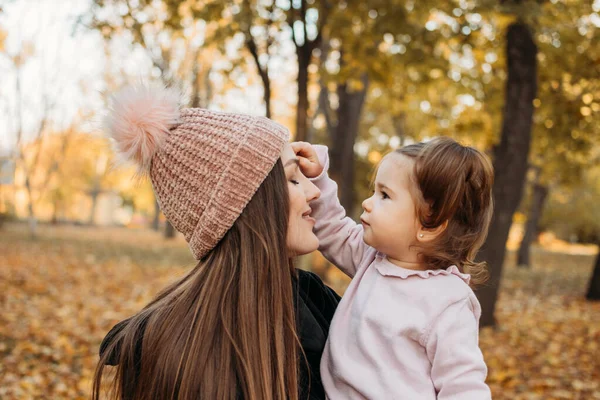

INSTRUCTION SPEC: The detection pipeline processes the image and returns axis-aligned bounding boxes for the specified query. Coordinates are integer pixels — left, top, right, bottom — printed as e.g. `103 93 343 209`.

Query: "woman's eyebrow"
284 158 300 168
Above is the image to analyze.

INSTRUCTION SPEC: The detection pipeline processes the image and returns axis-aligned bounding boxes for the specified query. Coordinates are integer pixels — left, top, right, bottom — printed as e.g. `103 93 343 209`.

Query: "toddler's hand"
291 141 323 178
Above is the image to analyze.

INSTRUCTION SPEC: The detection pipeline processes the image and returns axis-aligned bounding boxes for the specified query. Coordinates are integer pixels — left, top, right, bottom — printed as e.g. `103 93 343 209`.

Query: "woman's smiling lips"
302 208 316 224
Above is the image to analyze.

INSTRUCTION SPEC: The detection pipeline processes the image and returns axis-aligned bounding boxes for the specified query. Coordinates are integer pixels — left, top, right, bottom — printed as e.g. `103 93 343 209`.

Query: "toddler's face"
360 153 421 259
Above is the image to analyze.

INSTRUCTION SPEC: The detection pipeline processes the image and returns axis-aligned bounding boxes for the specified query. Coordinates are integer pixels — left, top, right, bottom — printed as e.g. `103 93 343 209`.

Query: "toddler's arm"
423 295 491 400
293 143 371 278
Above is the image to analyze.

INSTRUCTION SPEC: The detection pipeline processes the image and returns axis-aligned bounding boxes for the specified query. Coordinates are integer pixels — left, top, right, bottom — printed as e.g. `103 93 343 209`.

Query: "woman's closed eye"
291 168 311 186
290 172 301 185
289 165 304 185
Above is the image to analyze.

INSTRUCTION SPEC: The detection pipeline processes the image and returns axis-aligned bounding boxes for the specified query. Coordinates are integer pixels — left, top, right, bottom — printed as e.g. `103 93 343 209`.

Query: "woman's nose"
306 180 321 202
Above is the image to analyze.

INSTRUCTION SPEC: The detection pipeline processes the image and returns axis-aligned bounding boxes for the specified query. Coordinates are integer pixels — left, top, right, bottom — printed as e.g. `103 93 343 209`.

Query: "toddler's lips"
360 218 370 227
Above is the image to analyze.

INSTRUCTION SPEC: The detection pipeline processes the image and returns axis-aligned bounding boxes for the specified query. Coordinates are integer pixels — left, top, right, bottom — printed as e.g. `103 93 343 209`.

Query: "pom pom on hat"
104 84 181 172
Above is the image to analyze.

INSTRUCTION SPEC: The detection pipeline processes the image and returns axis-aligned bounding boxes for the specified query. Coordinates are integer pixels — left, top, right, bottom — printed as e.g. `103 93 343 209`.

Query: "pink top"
311 146 491 399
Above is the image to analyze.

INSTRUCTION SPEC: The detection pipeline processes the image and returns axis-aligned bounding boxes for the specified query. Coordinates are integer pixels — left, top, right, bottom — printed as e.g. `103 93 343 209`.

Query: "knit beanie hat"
104 85 289 260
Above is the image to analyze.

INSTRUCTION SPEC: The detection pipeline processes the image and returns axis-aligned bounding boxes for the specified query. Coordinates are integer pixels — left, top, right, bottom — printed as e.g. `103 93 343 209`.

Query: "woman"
94 85 339 400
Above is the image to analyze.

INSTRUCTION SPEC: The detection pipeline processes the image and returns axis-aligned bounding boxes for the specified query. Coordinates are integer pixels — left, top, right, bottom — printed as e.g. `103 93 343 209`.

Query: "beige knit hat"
104 85 289 260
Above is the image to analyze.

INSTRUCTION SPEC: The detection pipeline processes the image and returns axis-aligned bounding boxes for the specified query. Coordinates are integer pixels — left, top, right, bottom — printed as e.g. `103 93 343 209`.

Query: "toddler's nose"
362 197 372 212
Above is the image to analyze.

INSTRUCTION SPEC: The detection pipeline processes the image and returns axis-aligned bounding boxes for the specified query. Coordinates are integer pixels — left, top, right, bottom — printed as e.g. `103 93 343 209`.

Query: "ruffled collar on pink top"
374 253 471 285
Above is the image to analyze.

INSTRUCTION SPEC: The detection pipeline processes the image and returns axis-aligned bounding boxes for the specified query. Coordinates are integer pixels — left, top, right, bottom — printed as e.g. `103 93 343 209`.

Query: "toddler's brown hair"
396 137 494 287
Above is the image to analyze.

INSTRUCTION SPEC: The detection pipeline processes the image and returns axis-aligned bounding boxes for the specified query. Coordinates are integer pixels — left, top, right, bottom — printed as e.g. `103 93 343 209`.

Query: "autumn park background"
0 0 599 398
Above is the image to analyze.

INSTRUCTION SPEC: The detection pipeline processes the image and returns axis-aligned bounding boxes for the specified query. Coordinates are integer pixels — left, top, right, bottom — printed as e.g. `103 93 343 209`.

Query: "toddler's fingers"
291 141 318 162
297 156 312 170
298 156 312 168
291 141 311 154
298 156 320 178
290 141 307 152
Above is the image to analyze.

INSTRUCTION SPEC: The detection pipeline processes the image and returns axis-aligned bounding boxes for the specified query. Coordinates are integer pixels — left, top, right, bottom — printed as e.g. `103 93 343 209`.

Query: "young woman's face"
280 144 321 256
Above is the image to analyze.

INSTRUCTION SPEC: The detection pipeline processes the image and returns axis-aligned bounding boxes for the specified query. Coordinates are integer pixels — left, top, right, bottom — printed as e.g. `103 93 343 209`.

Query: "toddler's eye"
381 191 390 199
290 180 300 185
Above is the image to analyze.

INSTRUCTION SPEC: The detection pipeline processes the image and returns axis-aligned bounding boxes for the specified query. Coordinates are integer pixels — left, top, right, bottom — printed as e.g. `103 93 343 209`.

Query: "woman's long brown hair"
93 160 302 400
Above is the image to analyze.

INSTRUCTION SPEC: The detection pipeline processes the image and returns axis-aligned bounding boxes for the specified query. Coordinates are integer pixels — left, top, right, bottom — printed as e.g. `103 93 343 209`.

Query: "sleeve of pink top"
309 145 369 278
423 296 492 400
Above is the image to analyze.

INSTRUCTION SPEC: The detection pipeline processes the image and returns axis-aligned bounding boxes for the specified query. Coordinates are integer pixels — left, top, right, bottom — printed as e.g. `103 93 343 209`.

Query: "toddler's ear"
416 220 448 242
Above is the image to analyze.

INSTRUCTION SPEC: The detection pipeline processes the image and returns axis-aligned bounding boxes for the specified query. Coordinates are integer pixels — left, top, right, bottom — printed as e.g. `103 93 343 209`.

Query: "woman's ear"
416 220 448 243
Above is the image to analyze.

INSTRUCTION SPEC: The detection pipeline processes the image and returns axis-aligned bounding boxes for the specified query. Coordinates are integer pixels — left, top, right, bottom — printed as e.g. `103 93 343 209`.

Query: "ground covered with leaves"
1 223 598 399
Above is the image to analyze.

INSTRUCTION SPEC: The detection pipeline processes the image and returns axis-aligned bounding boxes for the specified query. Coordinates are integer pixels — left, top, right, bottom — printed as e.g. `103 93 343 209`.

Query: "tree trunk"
586 245 600 301
165 220 176 239
190 61 202 109
152 197 160 231
296 45 311 142
89 191 99 226
329 74 369 216
28 214 37 238
475 22 538 328
23 175 37 238
517 182 549 268
261 69 272 119
314 39 333 140
245 37 272 118
392 114 407 147
51 197 59 225
204 66 213 108
189 48 208 109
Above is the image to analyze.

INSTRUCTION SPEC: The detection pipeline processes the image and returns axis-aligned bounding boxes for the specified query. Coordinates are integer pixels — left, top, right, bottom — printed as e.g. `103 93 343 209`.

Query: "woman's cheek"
288 184 301 208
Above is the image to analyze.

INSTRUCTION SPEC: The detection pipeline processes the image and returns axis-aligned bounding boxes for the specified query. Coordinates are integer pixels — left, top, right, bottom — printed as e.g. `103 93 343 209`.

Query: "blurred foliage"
8 131 156 223
334 0 600 235
349 0 599 211
0 0 597 237
542 164 600 243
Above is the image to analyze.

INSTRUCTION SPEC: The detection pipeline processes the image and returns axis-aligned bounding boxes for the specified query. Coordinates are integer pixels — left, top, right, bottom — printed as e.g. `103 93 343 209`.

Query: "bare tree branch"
242 0 272 117
301 0 308 47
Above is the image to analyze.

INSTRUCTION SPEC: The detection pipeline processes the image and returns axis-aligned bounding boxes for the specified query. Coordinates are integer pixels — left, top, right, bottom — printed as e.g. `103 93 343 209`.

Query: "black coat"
99 269 340 400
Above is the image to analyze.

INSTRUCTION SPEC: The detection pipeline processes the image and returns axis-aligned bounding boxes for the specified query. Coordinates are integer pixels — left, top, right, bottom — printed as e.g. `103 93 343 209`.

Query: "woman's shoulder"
296 269 341 311
296 268 329 288
295 269 339 400
295 269 340 344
